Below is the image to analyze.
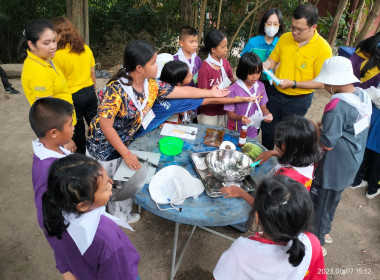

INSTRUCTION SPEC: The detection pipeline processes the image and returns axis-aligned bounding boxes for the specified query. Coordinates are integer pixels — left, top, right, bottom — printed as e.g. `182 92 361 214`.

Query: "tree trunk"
216 0 223 30
350 0 366 46
327 0 349 47
66 0 89 45
355 0 380 43
181 0 192 27
194 1 199 29
227 0 268 57
198 0 207 44
345 0 360 46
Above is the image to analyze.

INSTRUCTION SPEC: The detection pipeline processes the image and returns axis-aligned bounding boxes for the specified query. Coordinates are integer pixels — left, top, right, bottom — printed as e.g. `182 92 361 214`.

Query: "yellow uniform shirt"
52 44 95 94
270 31 332 96
21 50 76 125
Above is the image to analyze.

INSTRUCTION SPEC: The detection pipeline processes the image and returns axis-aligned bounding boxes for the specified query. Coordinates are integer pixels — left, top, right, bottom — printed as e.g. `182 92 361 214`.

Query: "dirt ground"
0 78 379 280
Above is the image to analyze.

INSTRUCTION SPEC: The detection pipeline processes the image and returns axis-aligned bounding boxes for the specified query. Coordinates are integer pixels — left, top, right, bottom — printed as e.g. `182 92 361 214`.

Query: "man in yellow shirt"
261 3 332 149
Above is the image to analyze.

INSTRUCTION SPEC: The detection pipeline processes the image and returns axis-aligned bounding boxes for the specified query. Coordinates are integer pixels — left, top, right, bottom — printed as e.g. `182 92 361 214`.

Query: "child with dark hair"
135 60 256 137
29 97 74 229
197 30 234 126
224 52 272 138
173 26 202 87
214 175 326 280
221 115 320 205
42 154 139 280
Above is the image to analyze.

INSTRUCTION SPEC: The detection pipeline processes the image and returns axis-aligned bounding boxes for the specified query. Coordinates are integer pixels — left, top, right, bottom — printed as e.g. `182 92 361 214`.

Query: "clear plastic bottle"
238 125 247 147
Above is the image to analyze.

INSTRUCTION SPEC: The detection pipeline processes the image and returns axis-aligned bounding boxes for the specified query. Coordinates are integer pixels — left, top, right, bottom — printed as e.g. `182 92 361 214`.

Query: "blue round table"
129 124 278 279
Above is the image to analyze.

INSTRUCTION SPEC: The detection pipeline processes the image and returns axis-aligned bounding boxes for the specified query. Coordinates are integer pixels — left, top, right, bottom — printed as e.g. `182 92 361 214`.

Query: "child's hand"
256 150 278 163
63 139 77 153
124 153 141 170
263 113 273 123
220 185 245 198
241 116 251 125
210 85 229 97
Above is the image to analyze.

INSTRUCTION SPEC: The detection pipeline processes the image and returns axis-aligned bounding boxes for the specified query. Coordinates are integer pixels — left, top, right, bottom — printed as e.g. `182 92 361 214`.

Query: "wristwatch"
292 80 297 89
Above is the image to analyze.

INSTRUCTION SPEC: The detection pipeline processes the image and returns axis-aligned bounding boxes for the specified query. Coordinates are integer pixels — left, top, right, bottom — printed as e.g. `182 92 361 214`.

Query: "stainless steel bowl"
205 149 253 183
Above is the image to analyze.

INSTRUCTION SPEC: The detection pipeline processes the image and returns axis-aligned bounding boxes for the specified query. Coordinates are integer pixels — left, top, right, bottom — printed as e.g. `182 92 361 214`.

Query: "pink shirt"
197 58 233 116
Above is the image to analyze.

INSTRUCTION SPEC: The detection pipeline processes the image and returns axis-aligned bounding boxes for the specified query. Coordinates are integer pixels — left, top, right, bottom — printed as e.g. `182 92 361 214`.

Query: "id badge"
192 72 198 84
354 115 369 136
141 109 155 130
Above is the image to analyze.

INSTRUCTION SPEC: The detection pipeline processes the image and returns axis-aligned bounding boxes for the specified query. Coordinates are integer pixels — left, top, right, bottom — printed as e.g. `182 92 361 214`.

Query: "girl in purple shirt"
42 154 140 280
224 52 273 138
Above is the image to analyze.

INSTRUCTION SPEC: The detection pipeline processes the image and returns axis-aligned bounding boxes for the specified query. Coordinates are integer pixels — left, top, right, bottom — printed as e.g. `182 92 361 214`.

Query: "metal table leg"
198 226 236 242
170 223 196 280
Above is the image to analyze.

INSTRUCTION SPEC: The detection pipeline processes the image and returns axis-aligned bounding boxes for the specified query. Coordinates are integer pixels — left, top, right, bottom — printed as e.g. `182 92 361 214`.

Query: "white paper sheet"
113 150 161 182
160 123 198 140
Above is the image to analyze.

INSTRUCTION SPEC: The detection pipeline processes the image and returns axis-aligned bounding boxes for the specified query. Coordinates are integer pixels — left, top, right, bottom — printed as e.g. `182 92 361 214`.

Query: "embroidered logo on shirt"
34 86 46 91
300 61 308 69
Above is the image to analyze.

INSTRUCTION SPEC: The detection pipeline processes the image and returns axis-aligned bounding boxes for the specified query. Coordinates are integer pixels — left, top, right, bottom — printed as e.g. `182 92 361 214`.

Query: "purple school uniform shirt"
51 215 140 279
173 54 202 87
224 81 268 138
32 154 66 229
198 58 234 116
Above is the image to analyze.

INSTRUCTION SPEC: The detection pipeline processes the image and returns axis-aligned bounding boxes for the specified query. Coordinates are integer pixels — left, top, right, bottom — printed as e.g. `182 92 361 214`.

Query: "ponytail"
286 237 306 267
42 191 68 239
253 176 314 267
360 43 380 78
108 40 156 85
42 154 101 238
200 30 226 56
17 19 55 61
17 36 29 61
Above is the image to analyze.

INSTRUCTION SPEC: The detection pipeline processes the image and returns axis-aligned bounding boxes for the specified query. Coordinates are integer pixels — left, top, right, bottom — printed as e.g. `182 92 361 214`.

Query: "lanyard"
236 79 262 117
176 48 196 73
118 77 149 119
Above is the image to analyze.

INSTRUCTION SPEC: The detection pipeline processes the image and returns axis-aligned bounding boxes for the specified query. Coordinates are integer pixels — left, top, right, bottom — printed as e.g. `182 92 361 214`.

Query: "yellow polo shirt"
270 31 332 96
21 50 76 125
52 44 95 94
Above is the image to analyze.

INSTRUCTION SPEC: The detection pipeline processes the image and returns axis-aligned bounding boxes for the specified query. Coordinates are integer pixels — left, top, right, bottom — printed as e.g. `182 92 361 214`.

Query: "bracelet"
292 80 297 89
123 151 131 159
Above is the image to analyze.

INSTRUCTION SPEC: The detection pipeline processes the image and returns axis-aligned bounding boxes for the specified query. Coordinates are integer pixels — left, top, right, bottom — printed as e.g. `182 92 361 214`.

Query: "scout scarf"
175 48 197 73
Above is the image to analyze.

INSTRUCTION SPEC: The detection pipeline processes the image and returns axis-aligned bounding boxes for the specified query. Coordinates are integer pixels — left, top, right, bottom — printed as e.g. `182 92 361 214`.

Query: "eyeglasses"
291 26 311 34
265 22 280 27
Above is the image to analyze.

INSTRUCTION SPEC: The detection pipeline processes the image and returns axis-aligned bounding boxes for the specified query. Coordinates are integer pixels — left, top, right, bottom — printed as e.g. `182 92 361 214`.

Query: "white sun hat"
156 53 174 78
314 56 360 85
149 165 204 211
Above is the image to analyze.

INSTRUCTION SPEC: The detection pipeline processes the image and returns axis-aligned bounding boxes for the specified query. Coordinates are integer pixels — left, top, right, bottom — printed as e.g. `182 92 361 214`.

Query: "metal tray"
190 151 257 198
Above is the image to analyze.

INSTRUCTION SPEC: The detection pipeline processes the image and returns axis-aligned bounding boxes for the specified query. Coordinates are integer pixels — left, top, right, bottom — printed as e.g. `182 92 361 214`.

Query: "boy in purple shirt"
173 26 202 87
29 97 74 229
224 53 272 138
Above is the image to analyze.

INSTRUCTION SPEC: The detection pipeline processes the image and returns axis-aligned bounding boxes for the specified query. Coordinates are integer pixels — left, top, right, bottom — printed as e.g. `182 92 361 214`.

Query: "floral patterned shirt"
86 78 174 161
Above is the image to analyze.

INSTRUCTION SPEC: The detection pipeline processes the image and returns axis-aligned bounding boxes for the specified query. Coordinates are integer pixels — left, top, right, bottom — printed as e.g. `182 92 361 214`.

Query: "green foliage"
0 0 65 63
319 10 350 47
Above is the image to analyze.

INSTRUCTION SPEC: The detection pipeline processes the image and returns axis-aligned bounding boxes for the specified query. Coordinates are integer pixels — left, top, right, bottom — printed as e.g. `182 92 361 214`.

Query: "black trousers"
261 85 314 150
352 148 380 194
310 183 343 246
0 66 12 89
72 85 98 154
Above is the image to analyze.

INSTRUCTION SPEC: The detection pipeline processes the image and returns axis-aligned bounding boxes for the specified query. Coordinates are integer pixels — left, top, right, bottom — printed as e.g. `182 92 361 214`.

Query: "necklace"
132 83 144 93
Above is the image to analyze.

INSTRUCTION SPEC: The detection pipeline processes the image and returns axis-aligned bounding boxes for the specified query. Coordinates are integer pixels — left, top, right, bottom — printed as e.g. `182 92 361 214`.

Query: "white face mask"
264 26 279 37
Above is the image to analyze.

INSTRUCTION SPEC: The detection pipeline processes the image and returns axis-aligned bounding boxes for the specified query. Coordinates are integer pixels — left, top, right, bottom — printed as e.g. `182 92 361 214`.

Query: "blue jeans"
261 85 314 150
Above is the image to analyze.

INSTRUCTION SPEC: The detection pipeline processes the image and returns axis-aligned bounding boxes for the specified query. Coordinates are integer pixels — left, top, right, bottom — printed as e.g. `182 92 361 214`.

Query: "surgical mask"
264 26 279 37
